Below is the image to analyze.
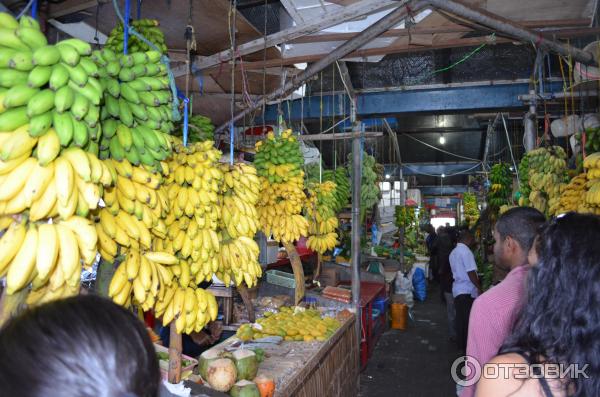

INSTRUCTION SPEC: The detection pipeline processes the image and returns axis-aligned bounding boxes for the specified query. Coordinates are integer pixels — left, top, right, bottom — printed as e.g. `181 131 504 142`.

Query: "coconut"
198 349 222 380
230 380 260 397
206 358 237 392
232 349 259 381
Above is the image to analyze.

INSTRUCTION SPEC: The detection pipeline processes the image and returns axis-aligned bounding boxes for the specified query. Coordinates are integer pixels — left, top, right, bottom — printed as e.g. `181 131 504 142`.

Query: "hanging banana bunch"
92 48 173 170
254 130 309 243
105 18 168 54
153 141 223 284
218 163 263 287
305 181 339 254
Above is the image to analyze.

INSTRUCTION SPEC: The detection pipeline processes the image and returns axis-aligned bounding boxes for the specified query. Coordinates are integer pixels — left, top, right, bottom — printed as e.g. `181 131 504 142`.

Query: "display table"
205 315 358 397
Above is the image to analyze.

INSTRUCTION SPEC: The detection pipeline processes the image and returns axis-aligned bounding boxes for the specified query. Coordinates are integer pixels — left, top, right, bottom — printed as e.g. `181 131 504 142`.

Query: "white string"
402 162 483 178
400 132 482 162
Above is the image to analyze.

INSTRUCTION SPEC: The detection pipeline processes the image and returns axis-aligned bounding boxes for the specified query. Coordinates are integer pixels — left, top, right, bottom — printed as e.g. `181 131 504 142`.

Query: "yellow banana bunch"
217 235 263 288
557 174 587 214
154 284 218 334
108 249 177 311
583 152 600 170
304 182 339 254
0 216 96 303
158 142 222 273
0 144 113 220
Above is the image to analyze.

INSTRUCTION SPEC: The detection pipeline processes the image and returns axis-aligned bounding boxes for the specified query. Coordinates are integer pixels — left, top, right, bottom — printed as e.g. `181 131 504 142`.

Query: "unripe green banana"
49 63 70 90
27 89 55 117
8 51 33 71
56 43 80 66
79 57 99 77
53 111 73 146
16 27 47 50
0 28 29 51
102 118 118 138
0 106 27 130
54 85 75 112
63 63 88 87
109 135 125 161
29 110 53 137
27 65 52 88
120 82 140 104
70 93 90 120
72 117 89 147
3 84 37 108
0 12 19 30
33 45 61 66
125 145 141 165
59 39 92 56
118 98 134 127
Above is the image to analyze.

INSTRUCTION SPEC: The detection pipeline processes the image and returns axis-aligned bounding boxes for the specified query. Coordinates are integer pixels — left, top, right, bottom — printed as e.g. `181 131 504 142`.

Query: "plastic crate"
266 270 296 289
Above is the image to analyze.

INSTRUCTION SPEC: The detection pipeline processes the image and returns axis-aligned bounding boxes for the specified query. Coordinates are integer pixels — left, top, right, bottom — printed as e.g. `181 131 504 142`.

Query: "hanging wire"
93 2 103 48
16 0 36 19
403 162 483 178
400 132 481 162
261 0 268 134
229 0 237 164
501 113 520 187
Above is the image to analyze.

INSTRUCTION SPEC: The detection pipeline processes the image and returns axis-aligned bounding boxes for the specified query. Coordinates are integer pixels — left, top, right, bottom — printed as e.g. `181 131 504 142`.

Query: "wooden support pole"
313 253 323 282
283 242 305 305
168 322 182 384
237 284 256 323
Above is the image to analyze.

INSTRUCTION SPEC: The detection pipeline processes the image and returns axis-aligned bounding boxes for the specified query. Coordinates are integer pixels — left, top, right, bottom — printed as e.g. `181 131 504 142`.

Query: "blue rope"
229 121 234 165
137 0 142 19
183 98 189 147
123 0 130 54
30 0 37 19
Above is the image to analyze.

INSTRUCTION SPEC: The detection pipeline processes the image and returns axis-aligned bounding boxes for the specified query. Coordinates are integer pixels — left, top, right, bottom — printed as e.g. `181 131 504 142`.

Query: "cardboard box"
319 267 339 287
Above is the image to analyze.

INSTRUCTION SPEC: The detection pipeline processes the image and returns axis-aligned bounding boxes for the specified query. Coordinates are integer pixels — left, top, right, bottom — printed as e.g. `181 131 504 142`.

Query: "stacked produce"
394 206 416 229
462 192 479 227
323 167 350 212
187 115 215 142
154 142 223 283
557 173 590 214
517 155 531 206
218 162 263 287
95 159 169 261
487 163 512 209
0 15 103 155
525 147 568 215
575 127 600 154
349 152 380 218
105 19 168 54
92 48 173 169
254 130 308 243
582 153 600 215
305 181 339 254
235 306 341 342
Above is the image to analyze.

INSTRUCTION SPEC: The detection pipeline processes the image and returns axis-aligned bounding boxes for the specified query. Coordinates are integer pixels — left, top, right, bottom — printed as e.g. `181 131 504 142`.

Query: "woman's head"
0 295 160 397
502 213 600 396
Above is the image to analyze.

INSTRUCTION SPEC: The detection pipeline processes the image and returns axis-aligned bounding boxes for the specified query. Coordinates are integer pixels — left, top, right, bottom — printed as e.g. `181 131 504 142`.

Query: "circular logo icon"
451 355 482 387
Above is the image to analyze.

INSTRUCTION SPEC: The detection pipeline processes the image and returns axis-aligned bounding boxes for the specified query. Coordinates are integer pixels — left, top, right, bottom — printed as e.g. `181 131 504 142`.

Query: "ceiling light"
385 174 391 180
441 173 446 178
439 134 446 145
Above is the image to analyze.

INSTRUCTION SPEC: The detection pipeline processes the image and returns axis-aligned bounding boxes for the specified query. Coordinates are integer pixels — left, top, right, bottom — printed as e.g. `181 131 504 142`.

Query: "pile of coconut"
199 348 274 397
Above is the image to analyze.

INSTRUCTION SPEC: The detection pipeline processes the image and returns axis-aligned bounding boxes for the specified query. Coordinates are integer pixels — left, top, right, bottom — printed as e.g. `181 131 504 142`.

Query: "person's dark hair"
0 295 160 397
458 229 473 242
495 207 546 253
501 213 600 396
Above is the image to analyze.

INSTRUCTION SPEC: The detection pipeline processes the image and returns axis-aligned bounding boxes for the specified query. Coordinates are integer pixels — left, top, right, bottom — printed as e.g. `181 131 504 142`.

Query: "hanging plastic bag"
412 268 427 302
394 271 414 308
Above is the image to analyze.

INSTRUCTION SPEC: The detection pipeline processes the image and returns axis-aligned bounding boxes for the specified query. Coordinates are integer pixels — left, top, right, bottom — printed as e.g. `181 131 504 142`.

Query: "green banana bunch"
395 205 416 228
92 48 173 170
105 19 168 54
0 12 102 155
348 152 380 217
462 192 479 227
186 115 215 142
253 131 304 184
488 163 512 209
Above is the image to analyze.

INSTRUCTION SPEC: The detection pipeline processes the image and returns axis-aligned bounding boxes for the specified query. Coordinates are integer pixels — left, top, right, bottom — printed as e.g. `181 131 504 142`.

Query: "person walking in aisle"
425 224 439 282
436 227 457 341
449 229 481 353
461 207 545 397
475 213 600 397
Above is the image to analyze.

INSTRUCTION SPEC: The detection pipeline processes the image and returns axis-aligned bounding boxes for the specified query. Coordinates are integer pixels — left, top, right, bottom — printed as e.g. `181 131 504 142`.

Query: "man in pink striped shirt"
460 207 545 397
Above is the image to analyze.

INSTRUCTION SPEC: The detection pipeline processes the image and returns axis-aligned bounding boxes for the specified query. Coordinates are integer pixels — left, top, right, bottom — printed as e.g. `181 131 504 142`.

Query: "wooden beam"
48 0 104 19
212 26 600 71
298 131 384 141
196 0 402 70
289 19 591 44
336 61 355 98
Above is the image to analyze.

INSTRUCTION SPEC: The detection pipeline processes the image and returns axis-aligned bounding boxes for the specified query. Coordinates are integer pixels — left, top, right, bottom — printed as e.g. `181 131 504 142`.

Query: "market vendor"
159 320 223 358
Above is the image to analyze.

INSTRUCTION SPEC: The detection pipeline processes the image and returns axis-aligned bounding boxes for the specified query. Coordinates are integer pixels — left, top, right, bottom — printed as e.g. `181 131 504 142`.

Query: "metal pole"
351 122 362 372
523 90 537 152
215 0 427 134
425 0 597 66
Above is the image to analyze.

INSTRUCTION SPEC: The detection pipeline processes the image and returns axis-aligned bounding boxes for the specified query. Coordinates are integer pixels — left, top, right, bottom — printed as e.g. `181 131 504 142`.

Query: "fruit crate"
154 344 198 381
266 269 296 289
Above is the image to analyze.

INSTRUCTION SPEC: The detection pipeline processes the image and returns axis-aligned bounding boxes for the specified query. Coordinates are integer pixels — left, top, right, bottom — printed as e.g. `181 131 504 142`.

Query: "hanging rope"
403 162 483 178
400 132 482 162
184 0 196 100
229 0 237 164
123 0 131 54
137 0 143 20
16 0 36 19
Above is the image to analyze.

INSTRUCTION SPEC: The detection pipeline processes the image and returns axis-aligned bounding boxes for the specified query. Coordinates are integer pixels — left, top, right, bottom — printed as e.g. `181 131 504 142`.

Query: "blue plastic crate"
373 296 389 316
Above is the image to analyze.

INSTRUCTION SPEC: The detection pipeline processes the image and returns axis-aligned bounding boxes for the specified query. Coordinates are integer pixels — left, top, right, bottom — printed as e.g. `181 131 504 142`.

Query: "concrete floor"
359 283 462 397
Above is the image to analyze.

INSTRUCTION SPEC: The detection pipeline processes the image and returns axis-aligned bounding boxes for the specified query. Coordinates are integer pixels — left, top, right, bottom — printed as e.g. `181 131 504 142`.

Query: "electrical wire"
501 113 520 187
400 132 482 162
402 162 482 178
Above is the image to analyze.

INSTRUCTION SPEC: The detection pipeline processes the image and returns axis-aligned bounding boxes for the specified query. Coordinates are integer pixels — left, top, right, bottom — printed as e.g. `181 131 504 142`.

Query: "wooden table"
204 315 358 397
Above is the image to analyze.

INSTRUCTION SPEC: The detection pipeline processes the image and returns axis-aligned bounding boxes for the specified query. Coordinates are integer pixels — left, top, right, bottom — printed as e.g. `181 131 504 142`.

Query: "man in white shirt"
449 230 481 353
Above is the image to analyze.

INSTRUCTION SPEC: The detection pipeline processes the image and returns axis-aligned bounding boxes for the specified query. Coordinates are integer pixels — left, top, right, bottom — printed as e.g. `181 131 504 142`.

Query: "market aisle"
359 283 461 397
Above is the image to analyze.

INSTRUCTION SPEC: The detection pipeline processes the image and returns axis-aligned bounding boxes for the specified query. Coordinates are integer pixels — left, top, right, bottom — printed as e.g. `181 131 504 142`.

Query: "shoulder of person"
475 354 539 397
